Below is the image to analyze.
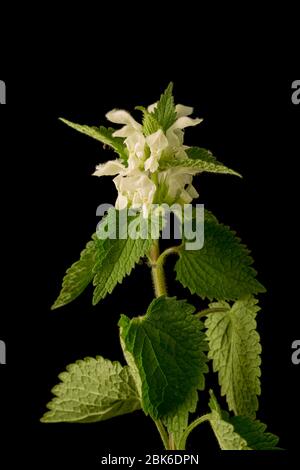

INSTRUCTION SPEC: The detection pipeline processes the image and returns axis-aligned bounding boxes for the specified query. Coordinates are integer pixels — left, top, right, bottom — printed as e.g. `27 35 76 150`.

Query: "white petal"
175 104 194 118
125 132 146 157
186 184 199 199
132 192 143 207
147 102 158 113
172 116 203 130
142 203 150 219
146 129 169 153
93 160 125 177
166 126 185 148
174 148 188 160
158 168 194 202
113 125 136 138
144 155 159 173
106 109 142 131
113 171 156 214
179 189 193 204
115 193 128 210
134 175 156 201
127 154 141 171
113 174 126 192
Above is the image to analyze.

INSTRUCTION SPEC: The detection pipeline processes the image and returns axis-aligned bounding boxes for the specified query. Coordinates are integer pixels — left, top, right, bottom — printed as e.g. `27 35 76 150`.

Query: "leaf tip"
58 117 68 124
166 81 174 93
40 412 50 423
51 297 65 310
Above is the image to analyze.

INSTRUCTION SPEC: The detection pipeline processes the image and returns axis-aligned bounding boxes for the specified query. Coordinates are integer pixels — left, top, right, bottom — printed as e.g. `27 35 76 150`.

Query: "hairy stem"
149 240 168 297
154 419 170 450
168 432 176 450
178 414 211 450
156 245 181 268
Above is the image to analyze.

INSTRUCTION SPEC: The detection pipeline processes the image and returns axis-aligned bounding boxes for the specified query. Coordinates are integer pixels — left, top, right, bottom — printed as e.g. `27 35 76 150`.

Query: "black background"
0 72 299 468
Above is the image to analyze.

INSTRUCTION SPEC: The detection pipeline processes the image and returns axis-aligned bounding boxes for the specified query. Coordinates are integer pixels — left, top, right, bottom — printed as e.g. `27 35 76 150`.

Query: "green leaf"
205 296 261 418
119 296 208 420
52 210 154 308
159 147 241 178
41 356 141 423
136 106 161 136
187 147 217 161
209 418 249 451
208 391 250 450
92 210 153 305
229 416 281 450
52 235 100 310
143 112 161 136
208 391 281 450
59 118 128 161
152 82 177 132
175 212 266 301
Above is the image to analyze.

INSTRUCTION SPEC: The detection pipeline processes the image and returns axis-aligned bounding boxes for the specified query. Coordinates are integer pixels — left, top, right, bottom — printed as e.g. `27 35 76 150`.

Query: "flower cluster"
93 101 203 216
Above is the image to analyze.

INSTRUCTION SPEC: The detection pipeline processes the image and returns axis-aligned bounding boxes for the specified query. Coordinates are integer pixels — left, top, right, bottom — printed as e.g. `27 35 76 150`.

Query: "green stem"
168 432 176 450
178 414 211 450
149 240 168 297
156 245 181 268
194 307 229 320
154 419 170 450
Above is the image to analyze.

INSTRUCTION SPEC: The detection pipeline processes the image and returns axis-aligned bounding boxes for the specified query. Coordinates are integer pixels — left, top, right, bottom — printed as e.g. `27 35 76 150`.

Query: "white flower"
166 106 203 159
114 172 156 218
93 160 126 177
93 99 203 215
145 129 169 172
93 159 156 217
158 167 199 205
106 109 146 172
175 104 194 118
147 102 203 160
106 109 142 136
